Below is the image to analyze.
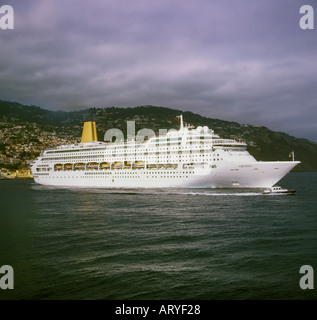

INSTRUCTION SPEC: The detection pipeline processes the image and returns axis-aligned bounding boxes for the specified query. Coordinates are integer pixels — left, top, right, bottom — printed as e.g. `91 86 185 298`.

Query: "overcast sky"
1 0 317 141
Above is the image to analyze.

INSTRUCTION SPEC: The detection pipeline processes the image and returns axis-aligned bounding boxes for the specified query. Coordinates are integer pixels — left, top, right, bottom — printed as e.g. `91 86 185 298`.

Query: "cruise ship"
31 116 300 188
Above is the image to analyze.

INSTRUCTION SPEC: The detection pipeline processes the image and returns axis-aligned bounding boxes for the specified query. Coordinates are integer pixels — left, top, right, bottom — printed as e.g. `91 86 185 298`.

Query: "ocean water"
0 172 316 300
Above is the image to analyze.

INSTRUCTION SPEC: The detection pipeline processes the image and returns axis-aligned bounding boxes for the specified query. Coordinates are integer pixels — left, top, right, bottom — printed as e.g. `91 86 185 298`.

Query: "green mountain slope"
1 100 316 171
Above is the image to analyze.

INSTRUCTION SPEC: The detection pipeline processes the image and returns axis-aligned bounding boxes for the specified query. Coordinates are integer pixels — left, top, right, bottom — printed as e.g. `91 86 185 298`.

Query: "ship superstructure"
31 116 300 188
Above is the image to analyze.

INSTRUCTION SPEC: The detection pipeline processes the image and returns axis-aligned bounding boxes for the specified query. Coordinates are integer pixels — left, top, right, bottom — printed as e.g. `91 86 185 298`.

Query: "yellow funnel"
81 121 98 143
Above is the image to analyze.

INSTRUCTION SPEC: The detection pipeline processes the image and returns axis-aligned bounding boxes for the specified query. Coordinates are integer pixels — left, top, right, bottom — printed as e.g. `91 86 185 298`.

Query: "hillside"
1 100 316 171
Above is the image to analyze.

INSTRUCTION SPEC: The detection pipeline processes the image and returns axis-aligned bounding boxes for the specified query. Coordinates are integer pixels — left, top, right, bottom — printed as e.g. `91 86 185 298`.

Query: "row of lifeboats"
54 161 145 171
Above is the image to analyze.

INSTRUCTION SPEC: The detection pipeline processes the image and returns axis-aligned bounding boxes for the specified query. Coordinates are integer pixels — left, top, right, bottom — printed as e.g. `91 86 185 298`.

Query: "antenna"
175 115 184 130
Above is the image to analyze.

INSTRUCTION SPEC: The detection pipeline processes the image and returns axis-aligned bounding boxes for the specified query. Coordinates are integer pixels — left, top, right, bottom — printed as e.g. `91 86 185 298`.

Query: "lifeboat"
112 162 123 168
135 161 145 166
100 162 110 168
87 162 99 168
74 163 85 170
54 164 63 170
64 163 73 170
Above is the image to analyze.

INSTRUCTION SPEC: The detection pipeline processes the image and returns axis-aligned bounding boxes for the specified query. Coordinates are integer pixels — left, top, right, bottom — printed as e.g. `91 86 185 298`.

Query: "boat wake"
31 182 269 196
181 191 262 197
32 185 263 197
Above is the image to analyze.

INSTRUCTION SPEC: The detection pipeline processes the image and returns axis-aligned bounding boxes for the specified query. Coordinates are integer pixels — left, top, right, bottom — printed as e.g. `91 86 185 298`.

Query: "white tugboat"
262 186 296 195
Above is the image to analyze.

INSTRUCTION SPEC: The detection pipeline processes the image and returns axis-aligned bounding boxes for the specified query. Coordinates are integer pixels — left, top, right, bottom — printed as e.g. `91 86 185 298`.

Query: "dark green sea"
1 172 316 300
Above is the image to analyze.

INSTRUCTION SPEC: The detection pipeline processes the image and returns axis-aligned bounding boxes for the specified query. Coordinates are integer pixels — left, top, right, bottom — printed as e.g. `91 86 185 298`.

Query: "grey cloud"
1 0 317 141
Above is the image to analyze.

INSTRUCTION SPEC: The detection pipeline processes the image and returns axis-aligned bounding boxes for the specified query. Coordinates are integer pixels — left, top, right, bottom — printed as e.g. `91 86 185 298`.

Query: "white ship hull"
33 161 299 189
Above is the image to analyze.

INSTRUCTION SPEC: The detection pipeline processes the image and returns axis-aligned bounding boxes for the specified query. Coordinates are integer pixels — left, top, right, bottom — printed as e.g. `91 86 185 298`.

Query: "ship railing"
213 139 246 145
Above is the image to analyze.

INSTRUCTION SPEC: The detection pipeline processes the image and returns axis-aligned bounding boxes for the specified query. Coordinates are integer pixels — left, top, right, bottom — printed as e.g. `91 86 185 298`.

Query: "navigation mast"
176 115 184 130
